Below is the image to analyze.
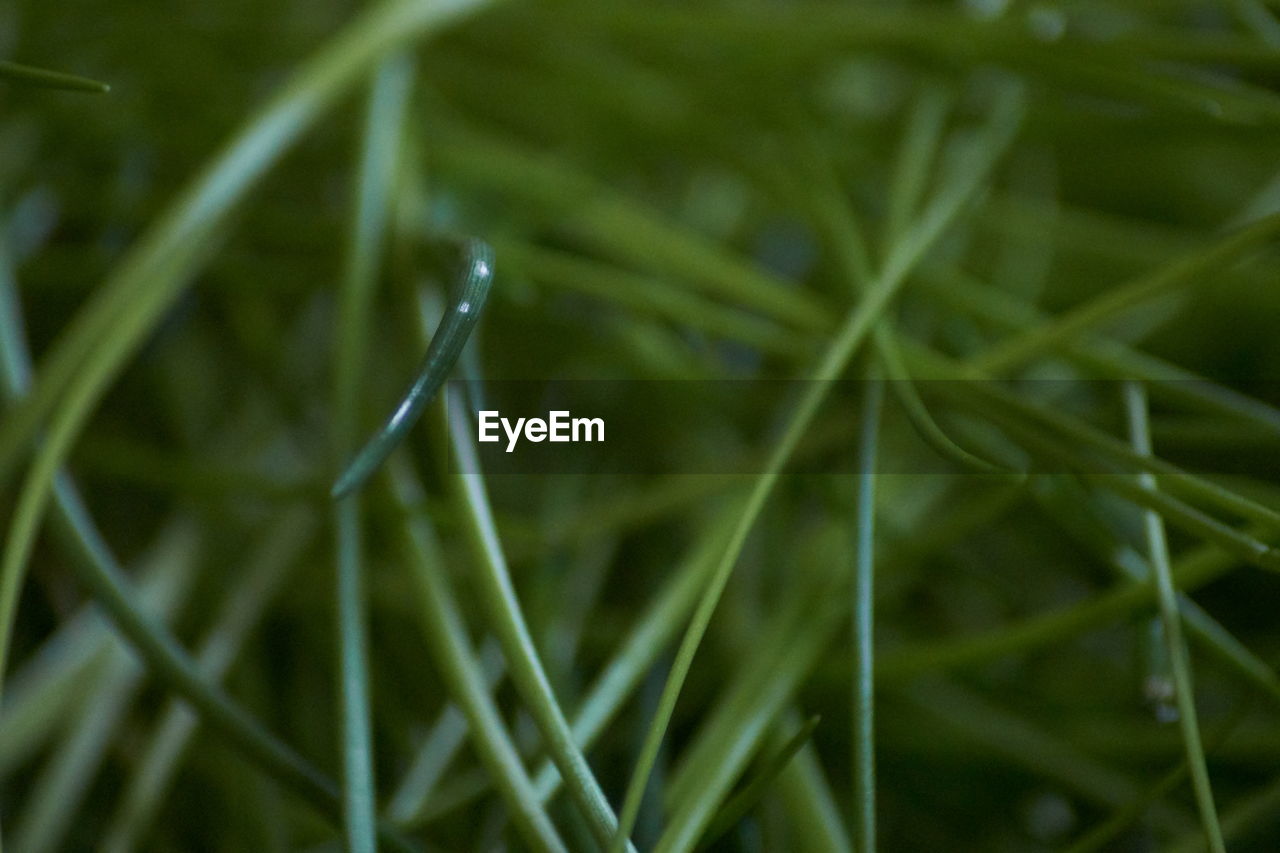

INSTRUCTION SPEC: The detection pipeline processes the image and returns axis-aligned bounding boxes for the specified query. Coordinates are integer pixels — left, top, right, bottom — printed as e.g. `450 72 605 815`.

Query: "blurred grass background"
4 0 1280 850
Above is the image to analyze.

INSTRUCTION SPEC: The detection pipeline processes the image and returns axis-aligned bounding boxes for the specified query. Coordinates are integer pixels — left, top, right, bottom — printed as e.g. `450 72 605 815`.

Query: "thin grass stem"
1123 381 1226 853
852 375 883 853
330 54 416 853
0 60 109 93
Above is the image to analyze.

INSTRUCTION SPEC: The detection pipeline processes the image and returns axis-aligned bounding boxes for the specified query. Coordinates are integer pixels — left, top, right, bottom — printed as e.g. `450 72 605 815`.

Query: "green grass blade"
496 239 811 360
965 212 1280 376
1028 476 1280 706
611 87 1022 853
852 376 882 853
333 238 493 498
429 127 832 332
388 514 735 830
0 250 403 844
879 531 1259 680
0 616 105 774
908 343 1280 533
884 84 951 252
696 715 821 850
531 516 733 801
443 397 631 850
386 637 503 824
656 581 846 853
1169 770 1280 852
0 59 109 93
796 100 1009 476
391 457 568 853
102 511 314 853
1123 381 1225 853
330 54 416 853
959 399 1280 573
41 469 422 843
920 267 1280 436
777 735 854 853
0 0 492 507
334 498 377 852
0 229 214 701
12 522 199 853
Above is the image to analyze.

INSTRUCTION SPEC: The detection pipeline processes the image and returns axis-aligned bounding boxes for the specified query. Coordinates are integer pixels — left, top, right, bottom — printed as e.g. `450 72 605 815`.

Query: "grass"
4 0 1280 850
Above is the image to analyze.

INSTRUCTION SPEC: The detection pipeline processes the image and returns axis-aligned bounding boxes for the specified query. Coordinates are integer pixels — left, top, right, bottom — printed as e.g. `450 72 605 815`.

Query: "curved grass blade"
390 513 736 830
1123 381 1226 853
952 395 1280 574
531 516 733 801
0 232 212 699
0 0 492 534
332 238 494 498
404 480 1027 832
444 396 633 851
873 327 1013 475
391 458 568 853
44 476 417 851
0 60 109 93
